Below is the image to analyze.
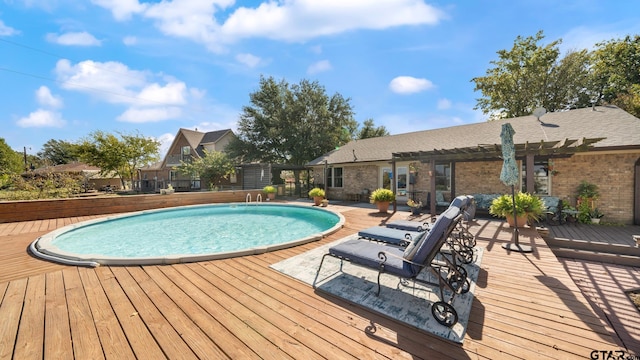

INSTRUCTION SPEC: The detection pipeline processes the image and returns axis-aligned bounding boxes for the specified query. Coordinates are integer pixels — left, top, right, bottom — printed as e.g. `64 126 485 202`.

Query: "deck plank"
93 267 166 359
44 271 74 359
0 202 635 359
126 266 231 360
108 266 199 360
76 267 137 360
14 275 46 360
0 278 27 360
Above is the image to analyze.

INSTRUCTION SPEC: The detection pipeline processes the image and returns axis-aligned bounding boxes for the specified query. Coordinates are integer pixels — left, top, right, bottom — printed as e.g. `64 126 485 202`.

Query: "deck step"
550 247 640 266
544 236 640 257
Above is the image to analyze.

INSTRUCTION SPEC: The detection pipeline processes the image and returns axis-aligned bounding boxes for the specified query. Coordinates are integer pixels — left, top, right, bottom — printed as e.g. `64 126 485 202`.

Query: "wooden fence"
0 190 265 223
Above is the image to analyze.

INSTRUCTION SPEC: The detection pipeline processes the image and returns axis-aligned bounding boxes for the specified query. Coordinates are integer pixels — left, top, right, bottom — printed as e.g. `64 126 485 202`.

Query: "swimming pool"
31 203 345 267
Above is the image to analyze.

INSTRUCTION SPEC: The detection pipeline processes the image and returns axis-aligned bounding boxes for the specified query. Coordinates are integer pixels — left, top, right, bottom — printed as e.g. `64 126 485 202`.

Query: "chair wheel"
432 301 458 327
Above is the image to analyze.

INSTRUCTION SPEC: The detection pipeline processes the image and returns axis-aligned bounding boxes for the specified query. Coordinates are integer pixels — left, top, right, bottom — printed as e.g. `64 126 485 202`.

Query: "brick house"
307 106 640 225
139 128 239 192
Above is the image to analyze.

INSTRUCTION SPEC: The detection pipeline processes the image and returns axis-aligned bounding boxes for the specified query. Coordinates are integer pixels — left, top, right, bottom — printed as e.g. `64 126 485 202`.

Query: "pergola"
390 137 605 215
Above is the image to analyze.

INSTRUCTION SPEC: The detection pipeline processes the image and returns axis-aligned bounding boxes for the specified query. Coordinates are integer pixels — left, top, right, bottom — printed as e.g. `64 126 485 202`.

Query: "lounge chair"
385 220 431 232
315 206 468 327
358 226 423 246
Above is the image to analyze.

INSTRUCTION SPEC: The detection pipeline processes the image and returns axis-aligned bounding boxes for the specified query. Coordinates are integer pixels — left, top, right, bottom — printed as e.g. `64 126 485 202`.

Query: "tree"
77 131 160 189
591 35 640 117
37 139 79 165
227 75 357 165
472 31 591 119
357 119 389 139
0 138 23 177
176 149 235 190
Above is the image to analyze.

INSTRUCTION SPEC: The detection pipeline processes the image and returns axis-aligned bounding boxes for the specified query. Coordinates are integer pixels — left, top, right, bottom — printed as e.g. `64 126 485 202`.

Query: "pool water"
35 203 343 265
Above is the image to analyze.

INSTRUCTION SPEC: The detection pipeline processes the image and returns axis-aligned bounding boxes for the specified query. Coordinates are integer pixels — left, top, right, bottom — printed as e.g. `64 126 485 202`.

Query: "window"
181 146 192 163
522 160 550 195
435 163 451 191
327 167 343 188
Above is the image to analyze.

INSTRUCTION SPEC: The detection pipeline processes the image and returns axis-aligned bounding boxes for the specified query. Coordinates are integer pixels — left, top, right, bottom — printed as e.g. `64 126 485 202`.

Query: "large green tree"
227 75 357 165
37 139 79 166
472 31 592 119
176 149 235 190
357 119 389 139
0 138 24 176
77 131 160 189
591 35 640 117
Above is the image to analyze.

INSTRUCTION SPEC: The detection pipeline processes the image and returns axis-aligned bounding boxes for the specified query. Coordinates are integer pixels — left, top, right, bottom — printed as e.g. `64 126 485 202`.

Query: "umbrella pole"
502 185 532 253
512 185 519 244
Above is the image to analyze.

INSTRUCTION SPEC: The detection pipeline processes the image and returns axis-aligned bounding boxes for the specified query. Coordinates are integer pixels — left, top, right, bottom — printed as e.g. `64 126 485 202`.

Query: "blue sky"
2 0 639 157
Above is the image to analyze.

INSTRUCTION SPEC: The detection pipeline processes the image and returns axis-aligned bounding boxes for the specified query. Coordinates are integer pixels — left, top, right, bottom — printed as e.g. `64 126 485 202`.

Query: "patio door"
380 166 408 198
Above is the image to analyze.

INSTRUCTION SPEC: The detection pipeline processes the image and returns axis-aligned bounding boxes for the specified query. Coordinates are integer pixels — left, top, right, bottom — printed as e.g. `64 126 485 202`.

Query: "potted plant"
407 199 422 215
489 192 544 227
263 185 277 200
576 180 599 210
370 188 395 213
308 187 325 206
589 208 604 224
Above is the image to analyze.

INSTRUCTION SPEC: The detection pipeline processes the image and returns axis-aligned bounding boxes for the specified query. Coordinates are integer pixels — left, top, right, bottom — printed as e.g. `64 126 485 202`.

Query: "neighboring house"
307 106 640 225
31 162 121 191
139 128 239 192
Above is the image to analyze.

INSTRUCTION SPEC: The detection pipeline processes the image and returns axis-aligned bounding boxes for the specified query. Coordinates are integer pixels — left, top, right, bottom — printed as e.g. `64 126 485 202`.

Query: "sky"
2 0 639 158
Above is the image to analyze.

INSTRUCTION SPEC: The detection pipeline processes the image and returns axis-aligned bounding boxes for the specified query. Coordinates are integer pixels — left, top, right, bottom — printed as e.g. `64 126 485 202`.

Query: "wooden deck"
0 202 636 359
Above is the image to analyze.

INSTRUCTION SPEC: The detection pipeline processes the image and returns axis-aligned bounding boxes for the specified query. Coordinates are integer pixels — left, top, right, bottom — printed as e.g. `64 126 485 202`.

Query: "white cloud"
307 60 332 74
46 31 102 46
54 59 195 123
123 35 138 45
0 20 19 36
36 86 63 109
17 109 66 128
156 132 175 158
117 106 182 123
389 76 434 94
91 0 148 21
236 53 261 68
221 0 444 43
437 98 451 110
94 0 445 52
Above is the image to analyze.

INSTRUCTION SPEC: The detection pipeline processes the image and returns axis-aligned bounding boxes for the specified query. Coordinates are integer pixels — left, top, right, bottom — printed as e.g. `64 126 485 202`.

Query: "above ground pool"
31 203 344 266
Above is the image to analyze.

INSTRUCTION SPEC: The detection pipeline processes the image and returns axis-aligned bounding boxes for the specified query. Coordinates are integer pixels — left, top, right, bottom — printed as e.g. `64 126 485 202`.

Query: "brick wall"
455 153 639 224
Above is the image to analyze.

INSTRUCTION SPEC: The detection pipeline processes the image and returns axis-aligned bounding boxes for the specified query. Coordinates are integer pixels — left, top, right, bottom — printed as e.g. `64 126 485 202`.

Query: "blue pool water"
36 203 343 265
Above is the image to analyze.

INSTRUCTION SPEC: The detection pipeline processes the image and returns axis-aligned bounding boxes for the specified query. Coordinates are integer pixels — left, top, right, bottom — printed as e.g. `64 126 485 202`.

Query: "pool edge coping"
31 202 345 267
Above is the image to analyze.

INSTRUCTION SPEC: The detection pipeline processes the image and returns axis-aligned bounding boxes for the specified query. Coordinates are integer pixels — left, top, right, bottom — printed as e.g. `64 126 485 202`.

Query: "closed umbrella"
500 123 532 252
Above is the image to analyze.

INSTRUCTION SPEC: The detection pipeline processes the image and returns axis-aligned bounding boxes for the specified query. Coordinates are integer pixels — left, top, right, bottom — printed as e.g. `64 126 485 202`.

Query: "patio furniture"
315 206 468 327
358 226 423 246
386 220 431 232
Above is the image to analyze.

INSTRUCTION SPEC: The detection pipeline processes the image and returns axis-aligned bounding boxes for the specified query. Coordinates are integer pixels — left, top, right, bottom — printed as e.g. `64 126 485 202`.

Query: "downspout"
430 159 436 216
391 158 397 212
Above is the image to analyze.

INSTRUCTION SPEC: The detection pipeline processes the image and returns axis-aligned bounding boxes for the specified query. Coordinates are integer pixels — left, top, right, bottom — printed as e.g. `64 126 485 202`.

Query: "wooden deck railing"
0 190 264 223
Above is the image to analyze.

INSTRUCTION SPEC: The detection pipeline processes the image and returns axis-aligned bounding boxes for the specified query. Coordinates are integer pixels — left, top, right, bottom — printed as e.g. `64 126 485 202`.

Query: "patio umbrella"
500 123 531 252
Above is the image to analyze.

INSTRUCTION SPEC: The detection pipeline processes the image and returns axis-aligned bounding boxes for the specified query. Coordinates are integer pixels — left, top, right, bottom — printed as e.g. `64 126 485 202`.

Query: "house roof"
308 105 640 165
32 162 100 174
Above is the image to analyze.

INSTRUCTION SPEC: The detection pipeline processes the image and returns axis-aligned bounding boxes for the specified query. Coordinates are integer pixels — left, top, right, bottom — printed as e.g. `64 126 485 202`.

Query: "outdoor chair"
315 206 468 327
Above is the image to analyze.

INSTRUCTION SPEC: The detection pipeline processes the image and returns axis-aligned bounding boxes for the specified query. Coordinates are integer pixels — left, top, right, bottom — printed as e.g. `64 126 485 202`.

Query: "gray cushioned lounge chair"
314 206 468 327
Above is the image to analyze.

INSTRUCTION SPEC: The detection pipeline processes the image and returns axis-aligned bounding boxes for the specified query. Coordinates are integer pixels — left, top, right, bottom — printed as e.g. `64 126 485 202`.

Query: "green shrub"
370 188 395 202
489 192 544 223
263 185 277 194
308 187 325 197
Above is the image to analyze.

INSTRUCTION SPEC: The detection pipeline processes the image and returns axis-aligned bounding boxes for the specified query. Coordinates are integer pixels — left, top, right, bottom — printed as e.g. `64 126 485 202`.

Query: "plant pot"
313 196 323 206
411 207 421 215
267 193 275 200
591 218 601 224
376 201 390 213
505 214 528 228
